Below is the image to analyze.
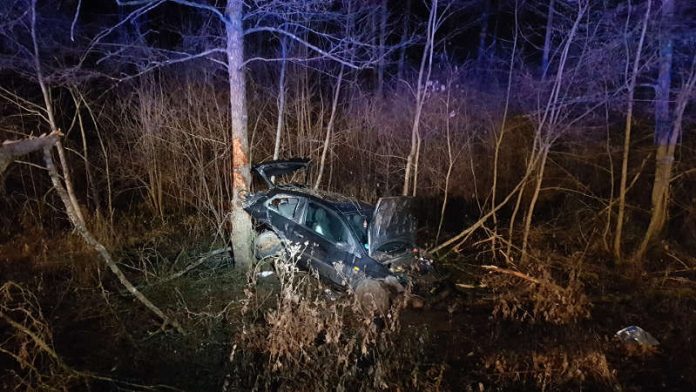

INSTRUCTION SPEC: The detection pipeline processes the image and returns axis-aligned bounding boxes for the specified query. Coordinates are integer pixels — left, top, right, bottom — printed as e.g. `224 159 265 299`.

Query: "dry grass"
0 282 83 391
226 249 435 391
485 347 617 391
482 255 591 325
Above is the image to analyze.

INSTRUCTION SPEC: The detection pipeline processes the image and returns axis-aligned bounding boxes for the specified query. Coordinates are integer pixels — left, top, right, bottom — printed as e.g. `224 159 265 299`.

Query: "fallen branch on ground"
150 247 231 287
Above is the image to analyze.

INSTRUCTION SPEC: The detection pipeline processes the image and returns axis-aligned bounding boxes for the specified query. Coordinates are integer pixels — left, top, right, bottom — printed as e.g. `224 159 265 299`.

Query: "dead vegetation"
484 347 617 391
0 281 83 391
483 260 591 325
228 253 433 391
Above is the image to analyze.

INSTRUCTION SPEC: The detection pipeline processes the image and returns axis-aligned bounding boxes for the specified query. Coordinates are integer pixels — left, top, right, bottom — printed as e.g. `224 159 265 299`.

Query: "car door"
264 195 307 260
297 202 358 286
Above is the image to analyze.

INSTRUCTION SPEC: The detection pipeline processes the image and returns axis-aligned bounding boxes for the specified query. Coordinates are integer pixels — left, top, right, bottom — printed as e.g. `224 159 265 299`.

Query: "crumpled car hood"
368 197 416 257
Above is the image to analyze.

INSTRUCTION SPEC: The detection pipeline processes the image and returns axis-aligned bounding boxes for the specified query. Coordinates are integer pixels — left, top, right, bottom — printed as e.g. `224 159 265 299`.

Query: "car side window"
267 196 301 221
305 203 349 244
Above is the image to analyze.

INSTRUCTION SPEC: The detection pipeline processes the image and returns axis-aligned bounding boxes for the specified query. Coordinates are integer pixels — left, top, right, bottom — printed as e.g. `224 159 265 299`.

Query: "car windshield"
345 213 368 249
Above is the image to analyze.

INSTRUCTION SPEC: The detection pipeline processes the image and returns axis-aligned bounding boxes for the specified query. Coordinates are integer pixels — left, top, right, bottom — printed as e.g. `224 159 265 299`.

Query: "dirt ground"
1 224 695 391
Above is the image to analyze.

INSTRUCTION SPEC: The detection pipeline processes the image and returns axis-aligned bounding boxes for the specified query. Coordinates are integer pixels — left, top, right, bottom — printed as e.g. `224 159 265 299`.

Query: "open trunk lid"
368 196 416 257
252 158 310 188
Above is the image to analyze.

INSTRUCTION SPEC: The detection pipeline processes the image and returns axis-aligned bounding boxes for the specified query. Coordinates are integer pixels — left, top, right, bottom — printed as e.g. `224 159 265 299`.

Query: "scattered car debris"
615 325 660 347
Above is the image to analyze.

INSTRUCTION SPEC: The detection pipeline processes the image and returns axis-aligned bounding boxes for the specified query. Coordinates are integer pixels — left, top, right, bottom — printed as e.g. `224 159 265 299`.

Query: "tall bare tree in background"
635 0 696 260
613 0 652 262
403 0 446 196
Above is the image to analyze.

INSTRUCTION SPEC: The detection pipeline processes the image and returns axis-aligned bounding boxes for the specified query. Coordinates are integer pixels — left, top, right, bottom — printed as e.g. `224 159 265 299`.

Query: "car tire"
254 231 284 259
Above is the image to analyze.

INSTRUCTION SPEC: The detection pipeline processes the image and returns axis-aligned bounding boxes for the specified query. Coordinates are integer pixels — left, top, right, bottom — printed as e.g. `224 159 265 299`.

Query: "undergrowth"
226 253 438 391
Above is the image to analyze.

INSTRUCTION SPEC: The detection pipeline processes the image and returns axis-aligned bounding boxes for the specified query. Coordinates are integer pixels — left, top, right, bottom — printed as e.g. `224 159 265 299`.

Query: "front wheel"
253 231 284 260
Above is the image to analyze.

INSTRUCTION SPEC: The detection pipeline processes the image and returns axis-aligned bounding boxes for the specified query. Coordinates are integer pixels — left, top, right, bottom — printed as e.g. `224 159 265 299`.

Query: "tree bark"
273 39 287 160
613 0 651 262
634 0 676 260
226 0 254 268
403 0 437 196
314 66 344 190
0 131 61 176
25 0 182 332
636 23 695 260
42 146 183 333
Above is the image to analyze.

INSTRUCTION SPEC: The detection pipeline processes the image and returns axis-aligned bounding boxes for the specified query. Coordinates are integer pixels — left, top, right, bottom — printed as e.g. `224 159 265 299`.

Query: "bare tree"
634 0 696 260
273 38 287 160
314 66 344 190
403 0 447 196
613 0 652 262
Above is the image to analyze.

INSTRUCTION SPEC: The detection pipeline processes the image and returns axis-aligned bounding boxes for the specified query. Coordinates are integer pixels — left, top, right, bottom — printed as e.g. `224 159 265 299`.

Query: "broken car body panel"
252 158 310 188
368 197 417 258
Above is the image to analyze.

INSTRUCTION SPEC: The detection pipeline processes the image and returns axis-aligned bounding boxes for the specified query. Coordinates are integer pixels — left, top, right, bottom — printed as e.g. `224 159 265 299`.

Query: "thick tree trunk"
634 0 676 261
226 0 253 268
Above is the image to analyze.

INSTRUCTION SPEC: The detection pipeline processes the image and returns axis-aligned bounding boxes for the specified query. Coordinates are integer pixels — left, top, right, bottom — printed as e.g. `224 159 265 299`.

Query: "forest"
1 0 695 390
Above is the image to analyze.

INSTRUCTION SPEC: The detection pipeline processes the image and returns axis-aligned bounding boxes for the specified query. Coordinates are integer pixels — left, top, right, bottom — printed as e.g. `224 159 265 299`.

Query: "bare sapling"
403 0 440 196
519 1 588 263
315 66 345 190
613 0 651 262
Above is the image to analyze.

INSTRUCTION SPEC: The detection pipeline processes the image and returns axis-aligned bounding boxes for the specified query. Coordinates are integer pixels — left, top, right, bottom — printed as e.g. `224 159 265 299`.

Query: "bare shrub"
485 348 617 391
0 282 82 391
226 249 432 391
483 259 591 325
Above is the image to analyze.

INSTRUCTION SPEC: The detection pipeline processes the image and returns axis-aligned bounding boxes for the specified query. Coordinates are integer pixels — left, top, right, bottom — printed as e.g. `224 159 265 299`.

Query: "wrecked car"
242 158 437 294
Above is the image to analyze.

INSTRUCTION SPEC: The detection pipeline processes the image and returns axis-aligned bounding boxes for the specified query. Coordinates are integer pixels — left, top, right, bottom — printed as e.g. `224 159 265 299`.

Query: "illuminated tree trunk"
403 0 437 196
273 38 287 160
636 0 694 260
315 66 344 190
613 0 651 262
226 0 253 268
